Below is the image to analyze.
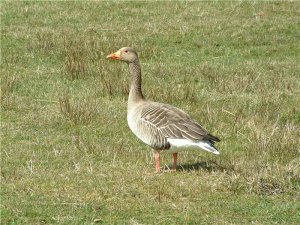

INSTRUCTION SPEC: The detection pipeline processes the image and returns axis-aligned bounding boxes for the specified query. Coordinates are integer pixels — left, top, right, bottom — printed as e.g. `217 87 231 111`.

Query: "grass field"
1 1 300 224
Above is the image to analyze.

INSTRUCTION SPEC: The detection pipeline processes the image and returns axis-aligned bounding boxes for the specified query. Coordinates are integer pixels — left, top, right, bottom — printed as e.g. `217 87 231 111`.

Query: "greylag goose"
107 47 220 172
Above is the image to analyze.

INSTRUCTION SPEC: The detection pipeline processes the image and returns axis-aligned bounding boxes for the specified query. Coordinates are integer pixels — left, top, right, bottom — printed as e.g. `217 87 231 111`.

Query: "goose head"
107 47 138 63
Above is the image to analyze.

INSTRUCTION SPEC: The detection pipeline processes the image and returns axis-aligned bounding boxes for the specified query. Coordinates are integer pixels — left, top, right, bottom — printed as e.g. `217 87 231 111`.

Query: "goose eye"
124 50 128 53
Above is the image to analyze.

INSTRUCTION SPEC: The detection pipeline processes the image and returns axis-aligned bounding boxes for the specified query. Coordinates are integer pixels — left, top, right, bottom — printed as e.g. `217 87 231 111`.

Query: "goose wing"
139 102 220 147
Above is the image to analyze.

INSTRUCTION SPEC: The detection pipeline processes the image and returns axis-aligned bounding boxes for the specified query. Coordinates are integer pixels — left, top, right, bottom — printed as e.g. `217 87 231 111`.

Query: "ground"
1 1 300 224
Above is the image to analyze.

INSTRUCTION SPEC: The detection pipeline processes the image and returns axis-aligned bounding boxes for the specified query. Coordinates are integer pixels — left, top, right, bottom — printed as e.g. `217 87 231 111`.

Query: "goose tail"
197 141 220 155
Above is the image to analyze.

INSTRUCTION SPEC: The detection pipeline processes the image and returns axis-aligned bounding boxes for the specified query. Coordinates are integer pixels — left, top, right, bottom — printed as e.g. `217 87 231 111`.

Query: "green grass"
1 1 300 224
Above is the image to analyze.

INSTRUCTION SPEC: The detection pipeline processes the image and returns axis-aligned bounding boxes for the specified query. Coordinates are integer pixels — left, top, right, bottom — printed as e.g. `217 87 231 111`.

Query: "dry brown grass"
59 89 99 125
0 74 17 109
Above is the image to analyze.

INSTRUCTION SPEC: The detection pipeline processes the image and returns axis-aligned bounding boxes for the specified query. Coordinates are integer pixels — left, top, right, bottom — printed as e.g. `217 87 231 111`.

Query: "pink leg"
173 152 178 170
154 151 161 173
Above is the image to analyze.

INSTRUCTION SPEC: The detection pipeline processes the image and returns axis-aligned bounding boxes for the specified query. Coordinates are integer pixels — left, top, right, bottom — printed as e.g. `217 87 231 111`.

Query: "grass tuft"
0 75 17 109
63 46 90 80
59 90 99 125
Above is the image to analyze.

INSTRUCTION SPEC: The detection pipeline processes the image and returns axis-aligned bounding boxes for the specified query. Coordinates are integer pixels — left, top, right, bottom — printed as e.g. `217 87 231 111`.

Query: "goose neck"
128 61 144 105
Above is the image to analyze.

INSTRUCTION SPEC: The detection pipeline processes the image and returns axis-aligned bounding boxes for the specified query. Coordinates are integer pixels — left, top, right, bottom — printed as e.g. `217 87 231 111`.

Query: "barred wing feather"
137 102 220 150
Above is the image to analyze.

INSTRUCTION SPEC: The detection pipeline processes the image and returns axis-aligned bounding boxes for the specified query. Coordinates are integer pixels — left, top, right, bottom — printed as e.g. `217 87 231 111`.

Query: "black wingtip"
207 134 221 142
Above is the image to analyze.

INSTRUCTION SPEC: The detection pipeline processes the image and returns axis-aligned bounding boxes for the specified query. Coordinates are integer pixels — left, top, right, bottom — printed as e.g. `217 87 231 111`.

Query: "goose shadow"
169 160 231 173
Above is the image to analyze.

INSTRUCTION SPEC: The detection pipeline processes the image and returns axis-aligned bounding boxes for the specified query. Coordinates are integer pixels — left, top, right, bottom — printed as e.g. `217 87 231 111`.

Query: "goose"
107 47 220 172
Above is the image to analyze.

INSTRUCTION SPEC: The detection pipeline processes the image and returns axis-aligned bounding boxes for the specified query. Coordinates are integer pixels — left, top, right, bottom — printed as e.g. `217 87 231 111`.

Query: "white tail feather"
196 141 220 154
168 138 220 154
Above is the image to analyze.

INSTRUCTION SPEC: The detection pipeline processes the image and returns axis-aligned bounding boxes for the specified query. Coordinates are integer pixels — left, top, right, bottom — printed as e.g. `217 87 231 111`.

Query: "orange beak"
107 50 121 60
